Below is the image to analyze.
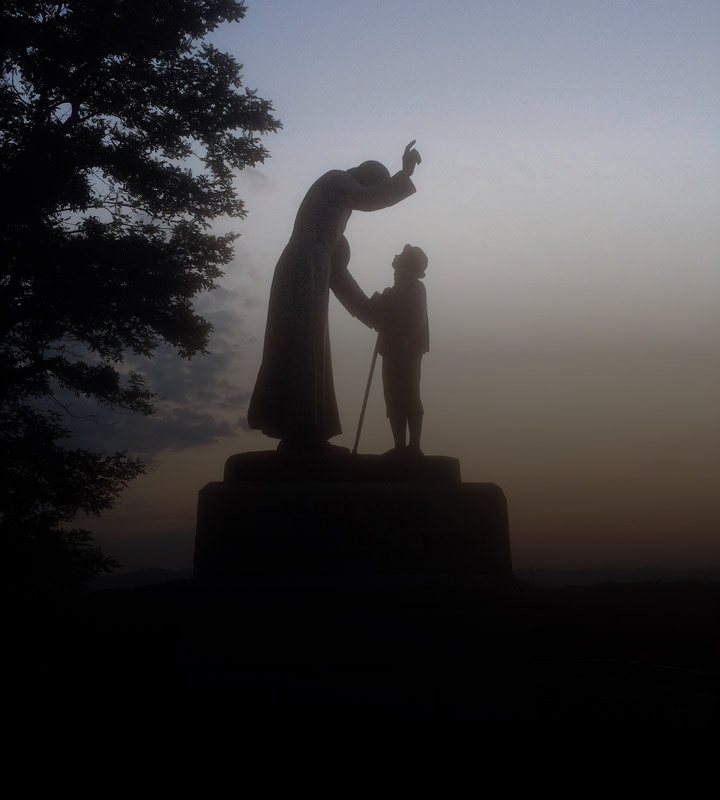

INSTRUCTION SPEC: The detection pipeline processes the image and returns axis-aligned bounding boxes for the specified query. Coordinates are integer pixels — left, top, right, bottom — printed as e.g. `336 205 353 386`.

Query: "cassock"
247 168 415 442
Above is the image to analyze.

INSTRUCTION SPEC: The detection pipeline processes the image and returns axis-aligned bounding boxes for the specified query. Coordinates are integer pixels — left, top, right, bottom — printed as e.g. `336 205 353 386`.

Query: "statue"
368 244 429 456
247 141 422 452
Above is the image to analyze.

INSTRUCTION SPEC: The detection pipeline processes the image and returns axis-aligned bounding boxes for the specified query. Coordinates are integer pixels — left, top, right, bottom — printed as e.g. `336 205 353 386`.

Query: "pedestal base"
194 452 511 581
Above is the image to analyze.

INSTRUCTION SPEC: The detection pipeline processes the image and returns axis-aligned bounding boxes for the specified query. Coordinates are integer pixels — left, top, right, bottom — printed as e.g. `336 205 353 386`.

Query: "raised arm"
402 140 422 177
337 141 422 212
335 169 416 213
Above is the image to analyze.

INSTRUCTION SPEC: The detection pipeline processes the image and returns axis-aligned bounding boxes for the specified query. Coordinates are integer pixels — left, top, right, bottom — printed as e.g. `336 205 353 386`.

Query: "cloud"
235 166 275 191
56 283 259 460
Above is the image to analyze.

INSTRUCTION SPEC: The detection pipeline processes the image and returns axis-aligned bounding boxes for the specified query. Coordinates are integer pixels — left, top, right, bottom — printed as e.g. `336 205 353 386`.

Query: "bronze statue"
248 141 422 451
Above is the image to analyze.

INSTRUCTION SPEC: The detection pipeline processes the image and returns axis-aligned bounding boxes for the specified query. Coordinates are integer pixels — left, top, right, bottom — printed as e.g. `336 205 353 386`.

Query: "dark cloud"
60 392 241 461
55 284 259 460
239 294 264 309
235 166 274 191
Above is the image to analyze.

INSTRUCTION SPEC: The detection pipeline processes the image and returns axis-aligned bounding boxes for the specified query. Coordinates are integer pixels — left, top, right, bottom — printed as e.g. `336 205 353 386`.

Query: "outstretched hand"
402 140 422 176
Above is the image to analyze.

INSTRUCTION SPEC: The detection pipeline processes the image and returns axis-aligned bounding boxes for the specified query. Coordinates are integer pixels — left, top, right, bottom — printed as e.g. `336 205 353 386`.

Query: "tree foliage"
0 0 280 591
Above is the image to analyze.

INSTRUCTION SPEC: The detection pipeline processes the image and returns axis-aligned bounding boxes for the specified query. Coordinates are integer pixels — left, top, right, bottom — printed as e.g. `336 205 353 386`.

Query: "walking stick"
352 336 380 455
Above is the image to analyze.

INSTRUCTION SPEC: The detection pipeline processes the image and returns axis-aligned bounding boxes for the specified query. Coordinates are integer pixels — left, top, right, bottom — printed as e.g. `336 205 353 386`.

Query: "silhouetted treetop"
0 0 280 591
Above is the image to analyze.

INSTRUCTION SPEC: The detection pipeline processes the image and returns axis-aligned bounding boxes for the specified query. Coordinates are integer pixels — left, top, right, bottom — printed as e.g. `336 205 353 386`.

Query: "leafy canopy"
0 0 280 590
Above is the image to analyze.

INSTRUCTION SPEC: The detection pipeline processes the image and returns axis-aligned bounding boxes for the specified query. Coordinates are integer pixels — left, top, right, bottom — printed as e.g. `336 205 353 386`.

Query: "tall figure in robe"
248 141 422 451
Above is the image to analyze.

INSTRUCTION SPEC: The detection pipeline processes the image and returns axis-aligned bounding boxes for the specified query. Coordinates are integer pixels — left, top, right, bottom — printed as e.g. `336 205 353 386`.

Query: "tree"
0 0 280 592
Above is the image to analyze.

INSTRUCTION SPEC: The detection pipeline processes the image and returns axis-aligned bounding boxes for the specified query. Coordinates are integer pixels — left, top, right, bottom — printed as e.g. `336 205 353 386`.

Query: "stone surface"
224 450 461 484
195 451 511 580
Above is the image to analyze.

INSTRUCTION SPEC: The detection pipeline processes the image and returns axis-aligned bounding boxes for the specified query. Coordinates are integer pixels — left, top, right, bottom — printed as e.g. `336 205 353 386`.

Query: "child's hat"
405 245 428 278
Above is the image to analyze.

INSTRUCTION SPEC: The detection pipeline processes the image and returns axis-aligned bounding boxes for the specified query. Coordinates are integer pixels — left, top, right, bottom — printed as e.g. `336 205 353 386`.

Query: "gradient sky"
79 0 719 572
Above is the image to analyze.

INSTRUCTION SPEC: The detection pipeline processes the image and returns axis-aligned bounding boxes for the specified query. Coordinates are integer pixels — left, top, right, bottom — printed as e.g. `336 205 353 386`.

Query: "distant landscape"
91 565 720 591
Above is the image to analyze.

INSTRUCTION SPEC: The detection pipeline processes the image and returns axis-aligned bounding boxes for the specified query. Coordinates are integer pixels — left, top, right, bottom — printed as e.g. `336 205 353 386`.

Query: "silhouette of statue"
368 245 429 456
248 141 422 452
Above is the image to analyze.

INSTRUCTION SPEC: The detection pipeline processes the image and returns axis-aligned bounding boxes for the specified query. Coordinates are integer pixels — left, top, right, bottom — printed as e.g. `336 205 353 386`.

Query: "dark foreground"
7 577 718 721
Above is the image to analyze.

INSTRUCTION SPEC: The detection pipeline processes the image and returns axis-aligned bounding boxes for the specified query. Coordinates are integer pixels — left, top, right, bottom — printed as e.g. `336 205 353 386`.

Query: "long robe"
247 168 415 441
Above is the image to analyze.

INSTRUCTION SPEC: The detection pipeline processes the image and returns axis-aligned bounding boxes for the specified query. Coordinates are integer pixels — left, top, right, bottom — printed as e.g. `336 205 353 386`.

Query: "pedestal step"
195 452 511 580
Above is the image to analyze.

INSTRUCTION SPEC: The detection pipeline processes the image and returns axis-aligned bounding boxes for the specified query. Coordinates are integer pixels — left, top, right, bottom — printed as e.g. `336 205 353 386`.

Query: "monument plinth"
194 451 512 581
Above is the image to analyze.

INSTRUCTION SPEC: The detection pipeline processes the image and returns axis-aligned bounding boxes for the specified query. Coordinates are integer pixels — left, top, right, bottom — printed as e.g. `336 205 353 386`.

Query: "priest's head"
348 160 391 187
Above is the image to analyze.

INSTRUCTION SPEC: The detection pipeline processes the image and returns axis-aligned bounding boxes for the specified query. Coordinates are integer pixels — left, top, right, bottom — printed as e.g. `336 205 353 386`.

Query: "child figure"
369 244 429 456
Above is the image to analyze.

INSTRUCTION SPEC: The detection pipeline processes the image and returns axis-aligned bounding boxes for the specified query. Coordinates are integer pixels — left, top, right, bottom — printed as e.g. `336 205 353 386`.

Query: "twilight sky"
82 0 719 572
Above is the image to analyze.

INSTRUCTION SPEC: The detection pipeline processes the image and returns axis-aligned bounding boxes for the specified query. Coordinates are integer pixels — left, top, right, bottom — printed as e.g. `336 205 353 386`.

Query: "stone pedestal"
194 451 512 581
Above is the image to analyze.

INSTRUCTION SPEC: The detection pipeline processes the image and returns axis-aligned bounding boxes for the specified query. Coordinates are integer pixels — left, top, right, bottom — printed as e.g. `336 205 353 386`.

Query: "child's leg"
406 354 424 454
407 413 422 451
383 356 405 451
389 414 407 450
